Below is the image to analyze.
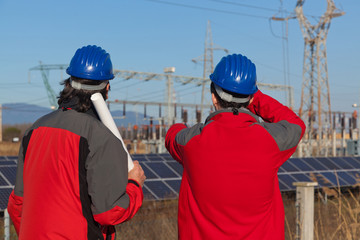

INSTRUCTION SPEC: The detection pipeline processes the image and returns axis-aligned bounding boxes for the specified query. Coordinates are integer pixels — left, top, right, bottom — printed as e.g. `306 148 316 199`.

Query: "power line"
111 80 145 91
208 0 281 12
140 0 269 19
135 84 199 102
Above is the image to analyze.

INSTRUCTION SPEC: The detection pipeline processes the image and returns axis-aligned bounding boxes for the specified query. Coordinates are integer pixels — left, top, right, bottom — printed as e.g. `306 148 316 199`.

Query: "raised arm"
247 90 305 137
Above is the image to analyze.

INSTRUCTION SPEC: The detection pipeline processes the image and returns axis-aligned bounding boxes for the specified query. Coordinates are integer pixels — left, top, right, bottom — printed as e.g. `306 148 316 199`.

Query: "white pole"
164 67 175 126
4 208 10 240
293 182 318 240
332 130 337 157
91 93 134 171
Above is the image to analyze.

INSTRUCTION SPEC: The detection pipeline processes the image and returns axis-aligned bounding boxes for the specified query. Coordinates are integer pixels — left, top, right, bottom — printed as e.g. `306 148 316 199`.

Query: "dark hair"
210 82 251 109
58 77 108 112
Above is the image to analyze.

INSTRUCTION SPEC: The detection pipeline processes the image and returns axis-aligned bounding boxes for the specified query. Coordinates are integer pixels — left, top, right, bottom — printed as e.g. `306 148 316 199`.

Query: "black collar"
205 108 262 124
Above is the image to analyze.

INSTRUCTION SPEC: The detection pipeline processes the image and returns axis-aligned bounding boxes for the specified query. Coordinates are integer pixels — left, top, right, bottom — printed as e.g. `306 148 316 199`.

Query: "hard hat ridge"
210 53 258 96
66 45 114 81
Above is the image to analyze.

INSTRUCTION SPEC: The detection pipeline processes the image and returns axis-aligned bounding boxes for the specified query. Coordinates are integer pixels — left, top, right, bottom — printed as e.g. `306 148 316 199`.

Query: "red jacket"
7 101 143 240
166 90 305 240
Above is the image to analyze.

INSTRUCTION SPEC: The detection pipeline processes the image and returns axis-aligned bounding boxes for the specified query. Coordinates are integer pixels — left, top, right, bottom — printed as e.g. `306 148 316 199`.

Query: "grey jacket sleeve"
87 128 130 215
260 120 302 151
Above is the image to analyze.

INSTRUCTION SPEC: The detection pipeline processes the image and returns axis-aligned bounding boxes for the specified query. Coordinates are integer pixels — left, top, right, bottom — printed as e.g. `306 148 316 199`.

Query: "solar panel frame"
337 171 359 185
330 157 356 169
141 163 159 179
316 157 342 170
341 157 360 168
290 173 313 183
167 161 183 176
0 188 13 210
301 157 328 171
144 162 179 178
289 158 315 171
281 161 300 172
278 178 291 191
278 174 299 191
145 180 178 200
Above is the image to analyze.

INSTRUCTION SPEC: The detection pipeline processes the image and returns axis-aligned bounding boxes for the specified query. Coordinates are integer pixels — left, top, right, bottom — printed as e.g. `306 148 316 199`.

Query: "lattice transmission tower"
192 20 228 121
295 0 344 156
29 63 68 109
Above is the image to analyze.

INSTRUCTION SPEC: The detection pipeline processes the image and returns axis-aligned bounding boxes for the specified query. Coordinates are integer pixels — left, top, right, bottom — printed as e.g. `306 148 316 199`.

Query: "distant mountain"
2 103 153 126
2 103 51 125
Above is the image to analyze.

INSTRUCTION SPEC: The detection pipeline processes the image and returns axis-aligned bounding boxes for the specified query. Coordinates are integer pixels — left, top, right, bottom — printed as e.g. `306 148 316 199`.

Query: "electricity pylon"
192 20 228 121
114 70 294 120
295 0 344 156
29 63 68 109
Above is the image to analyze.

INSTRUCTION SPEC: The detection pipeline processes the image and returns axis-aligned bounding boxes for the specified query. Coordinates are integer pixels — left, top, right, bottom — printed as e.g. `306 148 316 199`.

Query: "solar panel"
144 162 179 178
0 189 13 210
278 178 290 191
141 164 158 179
2 154 360 205
290 158 315 171
330 158 355 169
301 158 328 171
167 161 183 176
165 179 181 193
280 156 360 191
291 173 313 182
136 155 183 200
337 171 359 185
0 175 9 186
145 180 177 199
0 157 17 210
0 167 17 185
142 185 156 200
278 174 298 190
316 157 342 170
281 161 300 172
341 157 360 168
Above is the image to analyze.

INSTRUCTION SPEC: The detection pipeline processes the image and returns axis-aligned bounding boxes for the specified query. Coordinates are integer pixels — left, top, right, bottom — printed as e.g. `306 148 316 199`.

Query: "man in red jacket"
166 54 305 239
7 45 146 240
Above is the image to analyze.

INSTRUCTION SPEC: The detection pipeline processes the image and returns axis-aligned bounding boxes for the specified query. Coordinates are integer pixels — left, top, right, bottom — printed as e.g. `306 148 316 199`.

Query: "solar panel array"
132 153 183 200
1 154 360 210
0 156 18 211
137 154 360 200
278 157 360 191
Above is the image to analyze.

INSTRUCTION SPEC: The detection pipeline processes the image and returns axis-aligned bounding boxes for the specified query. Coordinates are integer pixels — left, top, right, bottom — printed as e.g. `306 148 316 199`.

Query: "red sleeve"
165 123 187 164
247 90 306 137
93 180 143 226
7 190 23 235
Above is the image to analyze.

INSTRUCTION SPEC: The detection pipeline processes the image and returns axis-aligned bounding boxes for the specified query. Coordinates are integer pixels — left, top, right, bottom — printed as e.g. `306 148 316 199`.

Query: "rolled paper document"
91 93 134 171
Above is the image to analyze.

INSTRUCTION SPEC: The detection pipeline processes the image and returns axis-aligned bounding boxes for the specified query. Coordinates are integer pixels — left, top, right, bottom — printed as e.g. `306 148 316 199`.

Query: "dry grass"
314 189 360 240
0 200 178 240
1 192 360 240
116 199 178 239
0 142 20 156
284 189 360 240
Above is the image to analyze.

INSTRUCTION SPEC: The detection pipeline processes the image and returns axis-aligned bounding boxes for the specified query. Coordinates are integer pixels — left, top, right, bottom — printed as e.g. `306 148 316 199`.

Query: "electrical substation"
3 0 358 158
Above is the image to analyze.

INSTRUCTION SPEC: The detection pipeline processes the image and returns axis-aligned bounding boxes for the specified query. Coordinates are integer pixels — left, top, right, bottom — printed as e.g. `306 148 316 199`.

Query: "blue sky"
0 0 359 119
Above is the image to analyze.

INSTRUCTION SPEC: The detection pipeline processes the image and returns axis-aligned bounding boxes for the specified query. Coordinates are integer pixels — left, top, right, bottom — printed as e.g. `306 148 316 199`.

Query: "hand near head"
128 161 146 187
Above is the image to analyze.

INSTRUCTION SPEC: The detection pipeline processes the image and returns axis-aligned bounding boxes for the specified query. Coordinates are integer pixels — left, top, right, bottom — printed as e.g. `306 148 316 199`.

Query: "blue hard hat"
66 45 114 81
210 54 258 95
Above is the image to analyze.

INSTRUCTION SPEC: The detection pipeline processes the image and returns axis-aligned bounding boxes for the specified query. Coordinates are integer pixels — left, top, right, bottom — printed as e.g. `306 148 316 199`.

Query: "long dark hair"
58 77 108 112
